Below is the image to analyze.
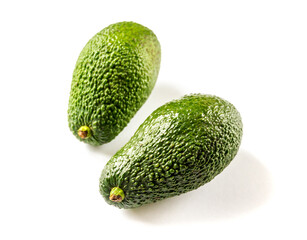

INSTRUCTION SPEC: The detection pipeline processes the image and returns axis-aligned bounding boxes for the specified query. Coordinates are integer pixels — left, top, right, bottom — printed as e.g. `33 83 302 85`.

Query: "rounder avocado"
99 94 243 209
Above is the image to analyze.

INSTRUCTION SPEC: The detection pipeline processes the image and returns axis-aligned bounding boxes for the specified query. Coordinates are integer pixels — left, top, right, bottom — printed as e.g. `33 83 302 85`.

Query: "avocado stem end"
77 126 92 139
109 187 125 203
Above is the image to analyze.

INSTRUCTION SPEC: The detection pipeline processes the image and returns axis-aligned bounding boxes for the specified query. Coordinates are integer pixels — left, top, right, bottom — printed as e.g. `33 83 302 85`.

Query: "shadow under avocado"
86 82 184 158
123 150 272 224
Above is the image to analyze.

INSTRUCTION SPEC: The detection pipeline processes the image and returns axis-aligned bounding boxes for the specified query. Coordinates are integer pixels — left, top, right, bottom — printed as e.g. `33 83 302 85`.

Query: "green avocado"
68 21 161 146
99 94 243 209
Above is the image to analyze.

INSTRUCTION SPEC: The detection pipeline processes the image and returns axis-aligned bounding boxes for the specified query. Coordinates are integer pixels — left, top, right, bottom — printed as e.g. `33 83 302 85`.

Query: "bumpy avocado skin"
68 22 161 145
99 94 243 209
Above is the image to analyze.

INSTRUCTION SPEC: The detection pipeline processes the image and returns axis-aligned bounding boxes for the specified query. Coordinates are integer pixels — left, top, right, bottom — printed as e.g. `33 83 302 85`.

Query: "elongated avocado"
68 21 161 145
99 94 243 209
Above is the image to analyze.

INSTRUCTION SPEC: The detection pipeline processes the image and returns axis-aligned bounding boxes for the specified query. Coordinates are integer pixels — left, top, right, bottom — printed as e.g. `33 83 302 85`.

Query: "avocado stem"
109 187 125 203
78 126 92 139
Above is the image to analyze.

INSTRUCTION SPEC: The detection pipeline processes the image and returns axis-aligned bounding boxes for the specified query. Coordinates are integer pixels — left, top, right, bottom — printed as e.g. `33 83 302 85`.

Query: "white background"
1 0 306 239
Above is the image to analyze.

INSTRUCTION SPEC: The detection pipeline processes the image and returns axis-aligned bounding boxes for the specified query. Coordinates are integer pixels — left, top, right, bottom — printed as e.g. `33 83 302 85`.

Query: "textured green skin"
68 22 161 145
99 94 243 209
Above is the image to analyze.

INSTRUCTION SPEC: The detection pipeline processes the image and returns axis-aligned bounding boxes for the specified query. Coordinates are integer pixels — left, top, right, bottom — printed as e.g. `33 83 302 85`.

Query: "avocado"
99 94 243 209
68 21 161 146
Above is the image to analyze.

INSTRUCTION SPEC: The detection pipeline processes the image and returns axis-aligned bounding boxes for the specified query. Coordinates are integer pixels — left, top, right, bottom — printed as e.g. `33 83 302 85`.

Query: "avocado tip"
109 187 125 202
109 194 123 202
77 126 91 139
